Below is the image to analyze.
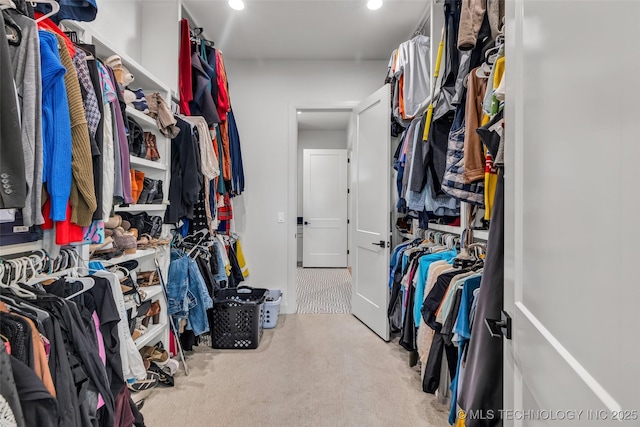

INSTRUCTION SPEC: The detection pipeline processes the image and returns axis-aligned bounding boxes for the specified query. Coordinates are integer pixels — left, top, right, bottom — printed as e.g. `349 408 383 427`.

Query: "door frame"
286 102 357 313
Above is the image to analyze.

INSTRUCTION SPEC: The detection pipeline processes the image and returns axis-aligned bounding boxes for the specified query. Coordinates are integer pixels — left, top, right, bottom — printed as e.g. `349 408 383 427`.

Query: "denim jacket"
167 249 214 336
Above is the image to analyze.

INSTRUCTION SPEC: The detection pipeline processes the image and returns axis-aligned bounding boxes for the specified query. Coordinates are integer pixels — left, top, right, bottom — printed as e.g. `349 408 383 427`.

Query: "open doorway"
295 109 352 313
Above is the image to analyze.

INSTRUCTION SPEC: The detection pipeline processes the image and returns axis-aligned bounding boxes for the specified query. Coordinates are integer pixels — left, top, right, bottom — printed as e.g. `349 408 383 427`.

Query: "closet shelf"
427 223 463 234
134 319 168 350
126 108 158 129
0 241 42 257
62 21 170 93
129 156 167 171
125 285 164 311
94 248 158 266
114 204 168 213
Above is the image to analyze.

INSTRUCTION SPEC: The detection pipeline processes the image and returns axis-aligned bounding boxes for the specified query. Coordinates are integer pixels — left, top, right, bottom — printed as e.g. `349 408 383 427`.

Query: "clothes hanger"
32 0 59 23
0 0 16 10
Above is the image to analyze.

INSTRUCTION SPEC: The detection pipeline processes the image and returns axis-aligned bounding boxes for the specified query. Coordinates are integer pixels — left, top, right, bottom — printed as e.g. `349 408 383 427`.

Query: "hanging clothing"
189 52 220 126
54 32 97 227
5 9 43 224
227 111 245 195
178 19 192 115
38 30 72 221
166 117 202 224
457 171 504 426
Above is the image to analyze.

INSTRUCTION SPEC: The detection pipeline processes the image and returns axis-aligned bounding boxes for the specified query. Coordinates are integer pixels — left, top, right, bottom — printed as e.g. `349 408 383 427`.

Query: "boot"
151 180 163 204
130 170 140 203
134 171 145 203
138 178 158 204
144 132 160 161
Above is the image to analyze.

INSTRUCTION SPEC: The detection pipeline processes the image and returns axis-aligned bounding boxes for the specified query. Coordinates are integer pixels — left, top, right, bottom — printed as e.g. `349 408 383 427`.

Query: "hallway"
296 268 352 314
141 315 450 426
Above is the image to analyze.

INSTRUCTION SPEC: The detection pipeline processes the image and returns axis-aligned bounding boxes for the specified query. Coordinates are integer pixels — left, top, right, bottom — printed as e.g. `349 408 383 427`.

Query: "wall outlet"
277 212 285 223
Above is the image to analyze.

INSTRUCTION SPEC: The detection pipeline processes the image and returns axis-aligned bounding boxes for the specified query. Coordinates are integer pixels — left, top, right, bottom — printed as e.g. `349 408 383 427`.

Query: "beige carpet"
140 315 450 427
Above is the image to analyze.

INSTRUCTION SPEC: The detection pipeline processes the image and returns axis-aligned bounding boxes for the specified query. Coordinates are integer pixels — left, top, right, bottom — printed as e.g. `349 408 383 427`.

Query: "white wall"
225 59 386 313
297 130 348 217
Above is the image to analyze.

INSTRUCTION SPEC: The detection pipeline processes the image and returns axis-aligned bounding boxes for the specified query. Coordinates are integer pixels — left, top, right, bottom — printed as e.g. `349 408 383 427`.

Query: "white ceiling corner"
182 0 431 61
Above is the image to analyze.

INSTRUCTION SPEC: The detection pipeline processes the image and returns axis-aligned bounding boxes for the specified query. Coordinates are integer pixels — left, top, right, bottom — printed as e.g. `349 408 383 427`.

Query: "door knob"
304 221 310 225
371 240 386 248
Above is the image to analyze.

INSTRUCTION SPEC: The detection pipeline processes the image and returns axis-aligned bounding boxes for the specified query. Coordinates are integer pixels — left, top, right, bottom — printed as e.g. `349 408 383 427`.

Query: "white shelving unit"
126 107 158 128
115 204 168 213
129 157 167 171
97 248 158 266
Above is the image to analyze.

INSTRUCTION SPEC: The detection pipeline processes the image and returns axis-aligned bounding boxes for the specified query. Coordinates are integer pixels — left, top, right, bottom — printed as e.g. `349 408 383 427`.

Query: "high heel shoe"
145 301 161 325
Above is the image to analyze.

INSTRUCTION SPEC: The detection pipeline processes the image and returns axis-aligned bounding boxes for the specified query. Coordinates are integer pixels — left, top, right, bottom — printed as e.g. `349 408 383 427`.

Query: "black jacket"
166 117 202 224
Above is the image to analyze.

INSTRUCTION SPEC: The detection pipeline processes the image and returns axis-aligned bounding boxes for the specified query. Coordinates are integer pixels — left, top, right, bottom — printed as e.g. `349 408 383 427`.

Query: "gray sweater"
6 10 44 226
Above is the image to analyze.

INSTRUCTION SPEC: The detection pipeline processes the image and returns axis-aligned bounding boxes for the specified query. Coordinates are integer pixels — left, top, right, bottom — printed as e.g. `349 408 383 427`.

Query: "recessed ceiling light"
297 111 302 115
367 0 383 10
228 0 245 11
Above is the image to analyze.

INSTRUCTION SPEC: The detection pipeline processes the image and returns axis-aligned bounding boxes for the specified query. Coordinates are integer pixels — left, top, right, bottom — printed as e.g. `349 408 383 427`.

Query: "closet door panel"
506 0 640 421
352 85 391 341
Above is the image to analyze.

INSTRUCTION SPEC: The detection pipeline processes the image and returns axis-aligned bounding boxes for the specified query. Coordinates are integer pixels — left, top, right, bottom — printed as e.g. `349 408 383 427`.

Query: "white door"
352 85 391 341
302 149 348 268
504 1 639 425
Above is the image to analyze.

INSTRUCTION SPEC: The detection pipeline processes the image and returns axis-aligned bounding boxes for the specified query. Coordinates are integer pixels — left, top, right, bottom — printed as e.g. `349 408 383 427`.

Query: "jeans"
167 249 190 317
167 249 214 336
185 255 213 336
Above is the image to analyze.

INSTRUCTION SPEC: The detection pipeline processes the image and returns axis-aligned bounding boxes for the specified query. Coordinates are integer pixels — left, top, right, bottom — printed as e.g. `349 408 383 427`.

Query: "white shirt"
397 35 431 119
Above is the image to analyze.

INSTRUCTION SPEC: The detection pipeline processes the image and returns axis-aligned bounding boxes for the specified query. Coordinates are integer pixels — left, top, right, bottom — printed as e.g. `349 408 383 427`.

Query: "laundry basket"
211 286 268 349
263 289 282 329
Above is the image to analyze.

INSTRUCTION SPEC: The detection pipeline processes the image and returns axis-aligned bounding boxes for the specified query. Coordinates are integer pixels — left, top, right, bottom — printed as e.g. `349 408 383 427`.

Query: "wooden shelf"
129 156 167 171
114 204 168 212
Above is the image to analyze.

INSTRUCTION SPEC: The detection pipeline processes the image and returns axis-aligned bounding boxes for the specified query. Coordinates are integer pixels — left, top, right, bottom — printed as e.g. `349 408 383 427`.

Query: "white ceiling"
297 110 351 130
182 0 430 60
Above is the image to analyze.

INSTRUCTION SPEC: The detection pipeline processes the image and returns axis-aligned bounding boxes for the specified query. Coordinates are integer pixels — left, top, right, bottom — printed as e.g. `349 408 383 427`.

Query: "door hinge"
485 310 512 340
347 158 350 163
347 189 350 194
347 250 350 255
347 219 350 224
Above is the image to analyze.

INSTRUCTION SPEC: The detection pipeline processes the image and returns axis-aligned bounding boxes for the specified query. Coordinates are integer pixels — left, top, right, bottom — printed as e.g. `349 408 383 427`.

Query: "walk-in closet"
1 0 638 426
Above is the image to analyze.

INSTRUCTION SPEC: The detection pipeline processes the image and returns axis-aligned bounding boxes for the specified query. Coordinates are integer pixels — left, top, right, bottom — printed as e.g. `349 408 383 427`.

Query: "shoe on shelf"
137 270 160 287
113 227 137 255
131 323 147 341
144 132 160 161
151 180 163 204
140 344 170 366
138 178 159 205
133 171 145 204
105 214 122 229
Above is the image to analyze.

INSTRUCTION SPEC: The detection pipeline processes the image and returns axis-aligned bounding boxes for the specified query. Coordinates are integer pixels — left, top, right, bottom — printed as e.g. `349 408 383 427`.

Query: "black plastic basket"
211 286 268 349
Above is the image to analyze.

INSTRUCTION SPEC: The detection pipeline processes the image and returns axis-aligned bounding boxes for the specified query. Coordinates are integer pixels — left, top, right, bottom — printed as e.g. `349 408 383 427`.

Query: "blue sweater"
39 30 72 221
